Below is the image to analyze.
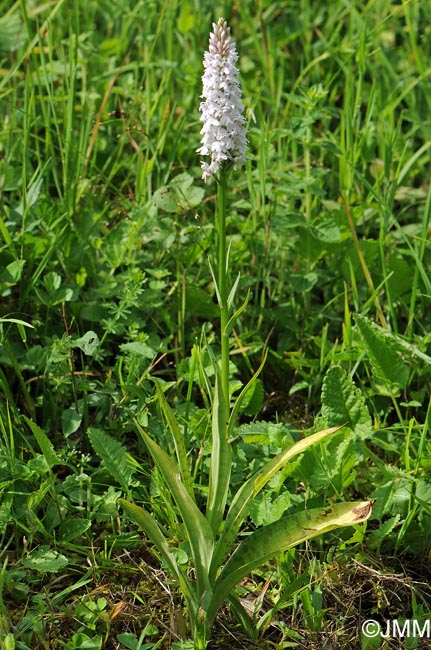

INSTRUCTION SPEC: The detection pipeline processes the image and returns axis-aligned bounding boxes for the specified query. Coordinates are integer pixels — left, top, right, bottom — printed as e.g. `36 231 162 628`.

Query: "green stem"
217 172 230 411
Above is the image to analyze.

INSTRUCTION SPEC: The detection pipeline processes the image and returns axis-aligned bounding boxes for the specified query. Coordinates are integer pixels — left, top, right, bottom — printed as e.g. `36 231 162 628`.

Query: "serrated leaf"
88 427 133 492
368 514 400 552
321 366 371 435
355 314 409 390
238 421 291 445
249 491 291 526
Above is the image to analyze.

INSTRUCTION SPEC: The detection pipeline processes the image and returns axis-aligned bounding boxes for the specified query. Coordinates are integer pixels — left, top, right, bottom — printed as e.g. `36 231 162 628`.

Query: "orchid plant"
119 18 374 649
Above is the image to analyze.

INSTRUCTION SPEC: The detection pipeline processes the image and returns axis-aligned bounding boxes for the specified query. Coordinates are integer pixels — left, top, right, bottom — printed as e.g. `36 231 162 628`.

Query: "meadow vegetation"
0 1 430 648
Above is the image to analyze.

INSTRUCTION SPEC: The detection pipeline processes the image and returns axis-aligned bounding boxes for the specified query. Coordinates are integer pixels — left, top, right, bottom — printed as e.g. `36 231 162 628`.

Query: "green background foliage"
1 0 430 648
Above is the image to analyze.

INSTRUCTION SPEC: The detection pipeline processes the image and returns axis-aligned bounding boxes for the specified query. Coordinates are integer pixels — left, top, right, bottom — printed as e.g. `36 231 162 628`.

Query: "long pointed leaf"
23 416 59 468
133 419 214 597
228 350 268 437
211 425 343 577
209 500 374 623
206 373 231 536
119 498 195 609
153 379 195 499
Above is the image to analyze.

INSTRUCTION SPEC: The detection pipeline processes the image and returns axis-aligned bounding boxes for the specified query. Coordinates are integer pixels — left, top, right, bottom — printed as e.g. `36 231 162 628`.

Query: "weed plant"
0 1 430 649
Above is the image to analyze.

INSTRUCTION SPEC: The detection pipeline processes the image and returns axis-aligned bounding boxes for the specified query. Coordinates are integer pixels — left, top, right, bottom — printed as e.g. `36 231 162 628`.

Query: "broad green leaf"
119 499 194 606
321 365 371 436
23 416 59 468
211 425 343 577
21 546 69 573
355 314 409 390
0 259 25 286
153 186 178 213
368 514 400 552
153 380 195 500
0 15 26 53
73 331 100 356
132 419 214 597
88 427 133 493
209 500 374 622
249 490 291 526
237 420 292 445
206 373 231 536
177 1 195 34
59 518 91 542
120 341 156 358
62 407 83 437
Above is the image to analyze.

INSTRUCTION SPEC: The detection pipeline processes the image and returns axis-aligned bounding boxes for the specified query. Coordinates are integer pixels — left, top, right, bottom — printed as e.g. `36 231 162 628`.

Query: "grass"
1 0 431 648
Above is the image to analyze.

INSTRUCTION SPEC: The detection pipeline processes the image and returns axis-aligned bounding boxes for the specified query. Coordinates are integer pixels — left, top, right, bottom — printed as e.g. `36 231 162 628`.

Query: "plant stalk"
217 171 230 418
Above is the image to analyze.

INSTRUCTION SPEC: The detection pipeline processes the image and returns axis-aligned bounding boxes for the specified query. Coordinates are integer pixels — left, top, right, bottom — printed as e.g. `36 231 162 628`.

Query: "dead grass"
6 544 431 649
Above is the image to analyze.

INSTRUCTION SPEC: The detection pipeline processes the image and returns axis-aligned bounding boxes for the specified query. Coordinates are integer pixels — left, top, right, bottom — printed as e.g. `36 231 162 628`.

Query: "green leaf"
228 350 267 436
120 341 156 358
62 408 83 437
73 331 100 356
119 499 194 606
21 546 69 573
132 419 214 597
0 317 34 328
23 416 59 468
237 421 292 445
59 518 91 542
321 366 371 435
206 373 231 536
88 427 134 493
177 1 195 34
0 493 13 534
311 218 341 243
0 259 26 286
368 514 400 552
239 378 264 417
211 425 343 578
0 14 26 53
249 491 291 526
153 380 195 499
355 314 409 390
209 500 374 622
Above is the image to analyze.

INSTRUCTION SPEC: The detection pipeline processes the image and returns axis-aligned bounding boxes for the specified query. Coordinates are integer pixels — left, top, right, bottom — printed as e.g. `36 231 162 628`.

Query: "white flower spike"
198 18 247 181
